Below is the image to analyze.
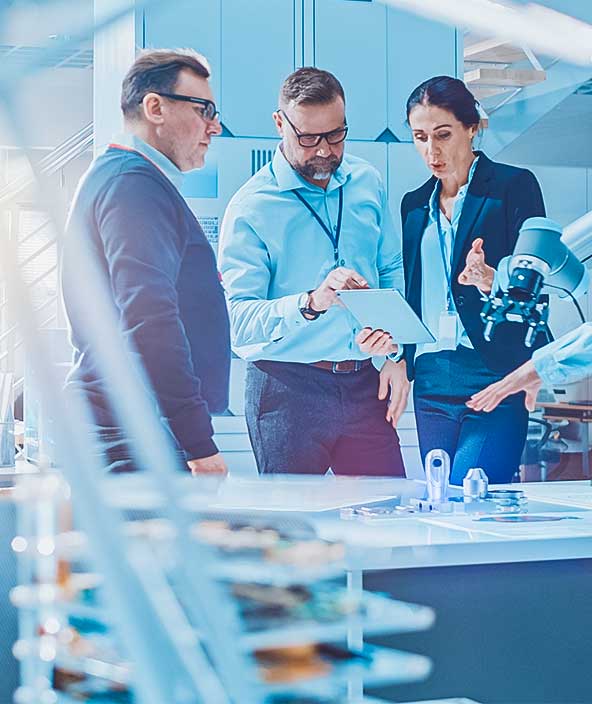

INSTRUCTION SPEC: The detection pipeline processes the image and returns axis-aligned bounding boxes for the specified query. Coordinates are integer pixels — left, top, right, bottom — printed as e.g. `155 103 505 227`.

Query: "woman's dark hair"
406 75 480 128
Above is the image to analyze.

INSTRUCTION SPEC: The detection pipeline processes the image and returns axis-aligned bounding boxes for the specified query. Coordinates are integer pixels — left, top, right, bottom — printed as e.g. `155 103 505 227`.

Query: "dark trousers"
92 427 187 473
66 388 187 473
245 360 405 476
413 346 528 485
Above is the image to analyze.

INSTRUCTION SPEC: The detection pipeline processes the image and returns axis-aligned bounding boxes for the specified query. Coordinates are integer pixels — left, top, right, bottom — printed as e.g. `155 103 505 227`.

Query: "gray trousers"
245 360 405 476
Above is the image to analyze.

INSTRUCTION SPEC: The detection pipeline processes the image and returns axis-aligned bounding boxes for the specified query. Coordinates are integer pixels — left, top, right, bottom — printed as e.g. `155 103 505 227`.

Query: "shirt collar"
429 154 480 221
271 145 351 194
111 133 185 192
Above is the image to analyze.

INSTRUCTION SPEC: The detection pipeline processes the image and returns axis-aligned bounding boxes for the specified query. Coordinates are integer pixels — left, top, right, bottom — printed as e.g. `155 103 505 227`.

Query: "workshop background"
1 2 592 704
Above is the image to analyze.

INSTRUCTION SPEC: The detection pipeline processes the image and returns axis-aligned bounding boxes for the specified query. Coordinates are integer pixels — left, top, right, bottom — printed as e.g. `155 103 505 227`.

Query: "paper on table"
417 512 592 539
205 476 421 512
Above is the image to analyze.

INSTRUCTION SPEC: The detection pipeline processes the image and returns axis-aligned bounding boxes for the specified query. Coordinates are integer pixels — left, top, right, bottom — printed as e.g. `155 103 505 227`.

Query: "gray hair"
121 48 211 119
279 67 345 109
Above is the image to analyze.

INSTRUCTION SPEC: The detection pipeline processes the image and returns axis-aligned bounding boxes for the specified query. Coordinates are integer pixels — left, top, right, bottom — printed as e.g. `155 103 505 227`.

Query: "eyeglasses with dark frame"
143 92 220 121
279 109 348 148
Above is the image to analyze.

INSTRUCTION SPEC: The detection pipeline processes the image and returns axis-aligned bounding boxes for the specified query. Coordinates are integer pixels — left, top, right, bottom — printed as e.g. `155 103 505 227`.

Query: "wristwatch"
299 290 327 321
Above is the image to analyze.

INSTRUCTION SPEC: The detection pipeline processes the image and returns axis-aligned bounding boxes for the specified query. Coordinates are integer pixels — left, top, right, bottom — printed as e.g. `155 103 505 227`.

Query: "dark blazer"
401 151 547 380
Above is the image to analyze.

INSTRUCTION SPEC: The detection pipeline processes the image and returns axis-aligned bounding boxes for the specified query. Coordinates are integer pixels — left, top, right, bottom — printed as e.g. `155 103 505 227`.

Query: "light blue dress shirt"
417 156 480 357
113 134 185 192
219 147 404 362
533 323 592 386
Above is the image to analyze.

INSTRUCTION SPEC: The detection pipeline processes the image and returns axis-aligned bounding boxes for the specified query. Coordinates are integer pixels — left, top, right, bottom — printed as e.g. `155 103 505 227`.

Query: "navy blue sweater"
62 146 230 460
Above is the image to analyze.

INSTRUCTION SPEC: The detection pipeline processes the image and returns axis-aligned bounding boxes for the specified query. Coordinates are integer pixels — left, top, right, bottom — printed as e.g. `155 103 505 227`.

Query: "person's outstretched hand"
467 359 542 413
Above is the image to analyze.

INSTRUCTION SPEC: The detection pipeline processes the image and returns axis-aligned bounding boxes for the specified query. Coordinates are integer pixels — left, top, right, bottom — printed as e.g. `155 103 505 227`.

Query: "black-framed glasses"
279 109 348 147
148 93 220 121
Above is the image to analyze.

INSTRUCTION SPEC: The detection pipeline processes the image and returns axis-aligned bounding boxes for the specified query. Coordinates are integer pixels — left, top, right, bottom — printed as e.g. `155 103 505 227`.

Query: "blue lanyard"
293 186 344 267
435 189 454 311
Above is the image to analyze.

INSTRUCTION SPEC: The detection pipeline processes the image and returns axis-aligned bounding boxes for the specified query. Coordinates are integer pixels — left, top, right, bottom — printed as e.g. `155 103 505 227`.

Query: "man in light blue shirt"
219 67 406 476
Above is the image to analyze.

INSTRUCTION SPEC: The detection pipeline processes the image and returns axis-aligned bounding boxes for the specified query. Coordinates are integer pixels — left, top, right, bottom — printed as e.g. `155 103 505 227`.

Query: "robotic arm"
481 217 589 347
468 215 591 413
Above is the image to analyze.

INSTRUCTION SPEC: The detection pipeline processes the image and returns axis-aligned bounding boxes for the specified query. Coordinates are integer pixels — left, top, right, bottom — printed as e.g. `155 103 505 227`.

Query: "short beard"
294 154 342 182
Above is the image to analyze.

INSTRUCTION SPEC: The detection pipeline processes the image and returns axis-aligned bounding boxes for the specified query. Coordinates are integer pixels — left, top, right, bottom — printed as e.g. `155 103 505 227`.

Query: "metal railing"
0 123 92 205
0 121 93 395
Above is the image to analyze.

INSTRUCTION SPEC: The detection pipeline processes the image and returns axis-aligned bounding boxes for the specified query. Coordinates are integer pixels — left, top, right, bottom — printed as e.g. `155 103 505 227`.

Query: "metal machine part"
481 217 587 347
425 449 451 502
485 489 528 513
463 467 489 500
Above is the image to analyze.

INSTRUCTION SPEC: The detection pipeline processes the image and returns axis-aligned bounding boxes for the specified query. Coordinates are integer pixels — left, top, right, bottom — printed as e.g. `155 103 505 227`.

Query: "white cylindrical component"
463 467 489 499
563 210 592 260
513 217 587 296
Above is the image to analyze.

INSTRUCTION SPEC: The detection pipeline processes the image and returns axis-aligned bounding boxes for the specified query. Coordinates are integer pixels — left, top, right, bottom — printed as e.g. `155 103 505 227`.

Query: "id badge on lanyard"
438 309 459 351
437 208 459 351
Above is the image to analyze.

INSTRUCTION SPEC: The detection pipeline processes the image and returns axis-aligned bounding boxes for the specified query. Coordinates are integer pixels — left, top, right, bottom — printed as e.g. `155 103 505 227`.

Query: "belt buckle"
332 360 359 374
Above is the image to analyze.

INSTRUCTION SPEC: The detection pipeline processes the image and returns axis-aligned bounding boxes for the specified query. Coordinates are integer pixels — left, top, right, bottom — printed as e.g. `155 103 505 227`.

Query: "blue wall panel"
345 141 387 187
528 165 589 227
143 1 222 107
220 0 295 137
388 142 431 224
387 9 457 141
143 1 458 144
314 0 388 141
144 1 296 138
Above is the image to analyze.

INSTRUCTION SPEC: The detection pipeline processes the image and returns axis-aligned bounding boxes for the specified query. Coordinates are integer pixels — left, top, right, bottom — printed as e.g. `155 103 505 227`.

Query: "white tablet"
336 288 435 344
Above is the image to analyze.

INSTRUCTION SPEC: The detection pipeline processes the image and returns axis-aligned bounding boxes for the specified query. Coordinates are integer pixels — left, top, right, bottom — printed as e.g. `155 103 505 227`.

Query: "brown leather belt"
310 358 372 374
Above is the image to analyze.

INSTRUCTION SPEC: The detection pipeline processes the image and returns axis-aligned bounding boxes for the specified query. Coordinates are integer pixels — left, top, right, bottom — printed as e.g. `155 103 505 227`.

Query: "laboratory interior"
2 0 592 703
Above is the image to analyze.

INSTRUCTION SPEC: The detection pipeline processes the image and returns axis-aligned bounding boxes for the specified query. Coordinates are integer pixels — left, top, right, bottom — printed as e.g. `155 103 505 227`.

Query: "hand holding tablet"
336 288 435 345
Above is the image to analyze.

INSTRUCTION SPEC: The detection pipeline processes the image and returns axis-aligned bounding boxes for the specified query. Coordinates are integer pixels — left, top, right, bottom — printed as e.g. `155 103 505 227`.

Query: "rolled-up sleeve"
533 323 592 386
219 201 312 353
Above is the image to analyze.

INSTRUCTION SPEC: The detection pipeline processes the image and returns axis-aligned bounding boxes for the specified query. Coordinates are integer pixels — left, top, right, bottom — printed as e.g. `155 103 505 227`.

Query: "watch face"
299 300 320 319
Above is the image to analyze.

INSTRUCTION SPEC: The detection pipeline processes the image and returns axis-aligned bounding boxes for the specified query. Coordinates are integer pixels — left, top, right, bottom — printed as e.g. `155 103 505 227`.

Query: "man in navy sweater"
62 49 230 474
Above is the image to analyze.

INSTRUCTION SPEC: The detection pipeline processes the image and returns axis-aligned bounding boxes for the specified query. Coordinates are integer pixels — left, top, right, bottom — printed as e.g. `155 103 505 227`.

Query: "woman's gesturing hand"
458 238 495 293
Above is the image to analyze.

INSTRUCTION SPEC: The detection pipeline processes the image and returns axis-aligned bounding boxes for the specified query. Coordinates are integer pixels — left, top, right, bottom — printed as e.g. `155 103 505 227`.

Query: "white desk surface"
131 474 592 571
11 468 592 571
312 480 592 570
191 475 592 570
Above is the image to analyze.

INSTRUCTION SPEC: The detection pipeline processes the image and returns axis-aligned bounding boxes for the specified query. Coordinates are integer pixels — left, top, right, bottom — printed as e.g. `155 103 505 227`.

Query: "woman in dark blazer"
358 76 548 484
